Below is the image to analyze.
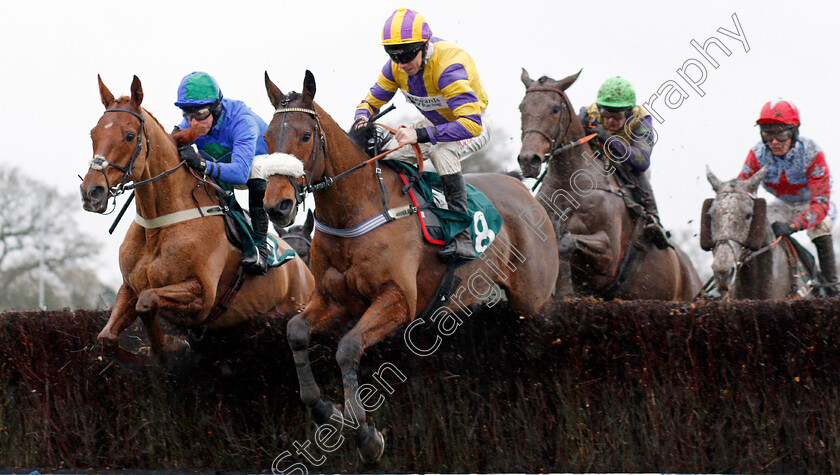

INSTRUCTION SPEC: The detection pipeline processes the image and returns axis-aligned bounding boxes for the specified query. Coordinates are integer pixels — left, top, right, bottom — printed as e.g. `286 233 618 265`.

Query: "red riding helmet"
756 99 800 126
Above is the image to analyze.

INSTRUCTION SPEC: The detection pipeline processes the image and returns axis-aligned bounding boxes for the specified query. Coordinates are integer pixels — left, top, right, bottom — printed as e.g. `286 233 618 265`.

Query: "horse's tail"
503 170 525 181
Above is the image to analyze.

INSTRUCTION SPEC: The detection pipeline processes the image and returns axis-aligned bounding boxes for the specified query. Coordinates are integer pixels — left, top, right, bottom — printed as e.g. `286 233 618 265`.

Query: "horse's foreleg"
337 283 410 463
97 284 139 356
287 295 345 429
136 277 205 354
566 230 616 276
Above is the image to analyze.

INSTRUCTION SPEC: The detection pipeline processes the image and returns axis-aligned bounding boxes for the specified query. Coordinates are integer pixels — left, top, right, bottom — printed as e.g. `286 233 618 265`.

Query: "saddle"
381 159 503 257
216 187 296 269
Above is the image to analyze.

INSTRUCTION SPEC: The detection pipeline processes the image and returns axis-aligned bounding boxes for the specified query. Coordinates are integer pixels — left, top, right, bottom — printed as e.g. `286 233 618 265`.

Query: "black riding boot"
241 178 270 275
630 169 670 249
813 235 839 297
438 173 477 262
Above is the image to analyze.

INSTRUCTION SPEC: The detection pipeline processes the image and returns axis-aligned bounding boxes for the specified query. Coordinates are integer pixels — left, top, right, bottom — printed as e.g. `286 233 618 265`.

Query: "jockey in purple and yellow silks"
353 7 491 262
738 98 838 295
173 71 272 275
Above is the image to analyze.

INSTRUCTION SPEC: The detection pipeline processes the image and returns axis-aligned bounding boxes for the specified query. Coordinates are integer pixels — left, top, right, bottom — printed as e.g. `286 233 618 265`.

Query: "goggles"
598 107 630 122
182 107 212 122
387 44 424 64
761 128 794 143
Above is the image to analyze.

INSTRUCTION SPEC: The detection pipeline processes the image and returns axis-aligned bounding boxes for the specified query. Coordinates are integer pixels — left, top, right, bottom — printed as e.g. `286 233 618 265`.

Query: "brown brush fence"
1 299 839 473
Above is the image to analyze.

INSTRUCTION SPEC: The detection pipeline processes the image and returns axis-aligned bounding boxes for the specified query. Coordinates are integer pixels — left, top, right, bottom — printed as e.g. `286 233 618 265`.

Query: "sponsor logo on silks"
401 90 448 112
472 211 496 253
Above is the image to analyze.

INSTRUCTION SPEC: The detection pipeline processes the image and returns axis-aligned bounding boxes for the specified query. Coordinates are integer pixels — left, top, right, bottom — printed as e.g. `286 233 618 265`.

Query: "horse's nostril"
89 185 107 202
278 199 294 215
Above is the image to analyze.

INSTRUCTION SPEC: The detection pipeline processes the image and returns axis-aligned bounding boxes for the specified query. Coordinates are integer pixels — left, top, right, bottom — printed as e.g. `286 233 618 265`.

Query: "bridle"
521 86 572 160
89 108 150 197
271 97 327 195
88 108 187 201
708 190 783 295
521 86 597 191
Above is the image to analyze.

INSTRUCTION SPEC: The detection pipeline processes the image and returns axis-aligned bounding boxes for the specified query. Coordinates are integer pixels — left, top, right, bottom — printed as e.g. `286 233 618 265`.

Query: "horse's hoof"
164 335 191 353
312 400 344 432
356 426 385 464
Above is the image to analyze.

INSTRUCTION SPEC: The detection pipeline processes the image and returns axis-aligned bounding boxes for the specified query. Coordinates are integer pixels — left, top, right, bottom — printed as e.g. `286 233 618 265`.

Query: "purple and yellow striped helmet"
381 8 432 45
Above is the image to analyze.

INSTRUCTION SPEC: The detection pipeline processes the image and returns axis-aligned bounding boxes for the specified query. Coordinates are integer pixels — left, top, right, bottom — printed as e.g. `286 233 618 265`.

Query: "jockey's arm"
608 116 654 172
791 151 831 231
355 61 399 122
202 116 260 184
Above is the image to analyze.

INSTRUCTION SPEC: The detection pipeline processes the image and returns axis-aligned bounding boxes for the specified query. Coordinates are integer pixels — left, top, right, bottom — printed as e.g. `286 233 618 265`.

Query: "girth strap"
313 205 416 238
134 206 224 228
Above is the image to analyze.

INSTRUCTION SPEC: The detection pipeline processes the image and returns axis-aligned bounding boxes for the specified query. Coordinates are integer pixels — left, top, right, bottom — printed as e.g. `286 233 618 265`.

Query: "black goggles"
182 107 212 121
387 44 424 64
760 127 794 143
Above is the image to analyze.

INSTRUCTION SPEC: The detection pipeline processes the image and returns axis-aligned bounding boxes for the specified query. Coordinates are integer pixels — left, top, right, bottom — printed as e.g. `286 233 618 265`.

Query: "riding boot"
813 235 839 297
630 169 670 250
241 178 270 275
438 173 477 262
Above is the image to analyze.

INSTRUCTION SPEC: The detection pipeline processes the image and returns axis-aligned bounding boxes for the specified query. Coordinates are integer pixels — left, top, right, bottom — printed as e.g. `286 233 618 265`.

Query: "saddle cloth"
382 160 503 256
217 184 295 269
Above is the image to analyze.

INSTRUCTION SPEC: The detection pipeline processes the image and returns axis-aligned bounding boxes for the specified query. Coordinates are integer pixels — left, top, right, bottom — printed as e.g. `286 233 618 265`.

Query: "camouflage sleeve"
608 115 654 172
792 151 830 230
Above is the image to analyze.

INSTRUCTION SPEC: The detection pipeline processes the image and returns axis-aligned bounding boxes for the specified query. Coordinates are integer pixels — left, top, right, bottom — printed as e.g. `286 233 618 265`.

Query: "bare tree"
0 166 111 311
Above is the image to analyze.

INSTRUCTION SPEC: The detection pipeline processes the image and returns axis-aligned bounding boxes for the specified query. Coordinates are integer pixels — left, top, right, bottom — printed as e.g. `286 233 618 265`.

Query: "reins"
272 106 422 194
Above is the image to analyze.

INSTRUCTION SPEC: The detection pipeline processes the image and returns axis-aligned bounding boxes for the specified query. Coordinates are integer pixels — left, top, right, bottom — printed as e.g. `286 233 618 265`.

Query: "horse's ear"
130 75 143 107
303 209 314 235
706 165 723 193
745 198 767 250
556 69 582 91
303 70 316 102
98 74 115 108
744 166 767 194
265 71 284 109
521 68 535 89
700 198 714 251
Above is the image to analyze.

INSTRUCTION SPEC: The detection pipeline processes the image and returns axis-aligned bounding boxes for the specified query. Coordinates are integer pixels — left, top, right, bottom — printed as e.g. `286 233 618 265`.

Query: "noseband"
272 103 326 196
89 108 150 197
522 86 571 160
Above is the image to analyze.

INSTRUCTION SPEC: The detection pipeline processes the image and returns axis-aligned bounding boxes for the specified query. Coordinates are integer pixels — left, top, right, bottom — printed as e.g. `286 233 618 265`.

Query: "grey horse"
701 166 809 299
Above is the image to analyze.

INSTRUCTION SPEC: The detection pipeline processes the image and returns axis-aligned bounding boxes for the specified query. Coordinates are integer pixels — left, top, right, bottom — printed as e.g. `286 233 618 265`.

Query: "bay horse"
275 210 314 268
262 71 559 462
517 69 702 300
701 166 808 299
79 75 315 361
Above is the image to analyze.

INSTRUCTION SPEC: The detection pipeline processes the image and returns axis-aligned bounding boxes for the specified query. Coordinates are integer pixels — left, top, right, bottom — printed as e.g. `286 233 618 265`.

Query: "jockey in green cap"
579 76 669 249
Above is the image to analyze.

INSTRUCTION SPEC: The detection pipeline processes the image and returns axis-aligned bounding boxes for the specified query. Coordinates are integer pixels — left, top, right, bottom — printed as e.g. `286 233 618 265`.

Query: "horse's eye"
553 106 561 114
301 132 312 142
746 213 753 220
125 132 136 142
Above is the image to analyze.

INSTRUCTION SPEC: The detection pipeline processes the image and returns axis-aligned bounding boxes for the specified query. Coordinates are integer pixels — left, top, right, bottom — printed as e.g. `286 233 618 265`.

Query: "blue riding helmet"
174 72 223 108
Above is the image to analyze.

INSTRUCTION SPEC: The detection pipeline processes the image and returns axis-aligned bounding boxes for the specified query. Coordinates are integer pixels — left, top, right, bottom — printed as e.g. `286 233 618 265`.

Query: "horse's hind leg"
287 295 345 429
336 283 410 463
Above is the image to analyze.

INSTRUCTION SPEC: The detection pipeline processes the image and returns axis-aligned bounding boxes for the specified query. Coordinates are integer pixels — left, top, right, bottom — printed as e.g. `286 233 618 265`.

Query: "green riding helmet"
596 76 635 109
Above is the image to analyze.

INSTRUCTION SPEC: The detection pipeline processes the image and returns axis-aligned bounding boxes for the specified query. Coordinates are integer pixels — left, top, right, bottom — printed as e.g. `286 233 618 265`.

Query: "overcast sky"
1 0 837 285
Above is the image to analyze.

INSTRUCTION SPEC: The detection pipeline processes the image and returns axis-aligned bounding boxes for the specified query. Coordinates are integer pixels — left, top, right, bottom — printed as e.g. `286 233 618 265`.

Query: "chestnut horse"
79 75 314 361
517 69 701 300
262 71 559 462
701 166 807 299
